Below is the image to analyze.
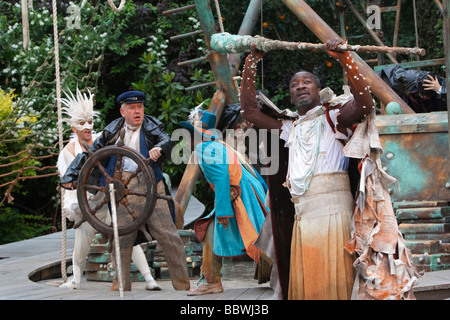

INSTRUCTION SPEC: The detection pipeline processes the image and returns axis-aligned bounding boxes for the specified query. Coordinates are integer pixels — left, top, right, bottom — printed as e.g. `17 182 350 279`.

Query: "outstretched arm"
239 45 282 131
326 39 374 130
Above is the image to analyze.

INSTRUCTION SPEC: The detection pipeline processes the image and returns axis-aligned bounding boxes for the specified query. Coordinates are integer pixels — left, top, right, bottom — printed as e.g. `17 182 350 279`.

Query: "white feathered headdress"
60 88 99 131
187 101 205 127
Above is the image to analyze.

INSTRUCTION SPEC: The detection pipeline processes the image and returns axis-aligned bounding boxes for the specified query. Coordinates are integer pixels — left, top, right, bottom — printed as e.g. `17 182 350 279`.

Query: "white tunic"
57 133 100 221
280 105 349 196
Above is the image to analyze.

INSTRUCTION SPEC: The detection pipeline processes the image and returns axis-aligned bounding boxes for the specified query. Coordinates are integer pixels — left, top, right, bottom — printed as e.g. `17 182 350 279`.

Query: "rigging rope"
107 0 126 13
213 0 225 33
260 0 264 90
51 0 67 283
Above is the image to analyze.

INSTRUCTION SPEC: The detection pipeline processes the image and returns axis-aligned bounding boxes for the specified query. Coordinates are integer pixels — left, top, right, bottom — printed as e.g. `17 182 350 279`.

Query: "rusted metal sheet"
376 112 449 202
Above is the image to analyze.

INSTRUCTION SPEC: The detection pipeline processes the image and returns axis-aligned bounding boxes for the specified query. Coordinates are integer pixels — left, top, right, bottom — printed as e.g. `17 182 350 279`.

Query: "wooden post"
21 0 30 51
228 0 264 77
281 0 415 114
194 0 239 106
174 0 261 227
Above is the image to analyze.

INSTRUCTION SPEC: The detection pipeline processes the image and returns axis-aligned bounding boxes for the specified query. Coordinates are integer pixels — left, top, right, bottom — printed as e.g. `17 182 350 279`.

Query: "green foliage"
0 206 52 244
128 4 215 183
415 0 445 75
0 89 40 194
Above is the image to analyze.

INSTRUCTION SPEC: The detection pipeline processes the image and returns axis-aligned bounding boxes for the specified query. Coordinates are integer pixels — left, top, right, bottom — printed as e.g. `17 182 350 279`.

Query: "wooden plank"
393 201 449 210
404 233 450 241
399 223 450 234
234 287 270 300
412 253 450 272
397 207 450 220
215 287 248 300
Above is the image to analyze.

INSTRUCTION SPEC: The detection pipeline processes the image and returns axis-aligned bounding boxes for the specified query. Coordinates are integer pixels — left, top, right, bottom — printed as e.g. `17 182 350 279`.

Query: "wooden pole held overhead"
211 32 426 56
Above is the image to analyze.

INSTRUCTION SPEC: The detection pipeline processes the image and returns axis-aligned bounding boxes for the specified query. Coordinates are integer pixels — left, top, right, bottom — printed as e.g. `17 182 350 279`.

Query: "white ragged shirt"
280 105 349 196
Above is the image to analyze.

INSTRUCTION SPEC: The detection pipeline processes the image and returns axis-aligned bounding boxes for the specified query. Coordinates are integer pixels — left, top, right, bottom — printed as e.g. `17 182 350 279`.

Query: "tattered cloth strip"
343 109 420 300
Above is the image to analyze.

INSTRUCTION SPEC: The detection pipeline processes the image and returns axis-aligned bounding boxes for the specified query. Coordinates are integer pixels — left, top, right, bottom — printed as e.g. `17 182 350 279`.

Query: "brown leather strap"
324 104 346 147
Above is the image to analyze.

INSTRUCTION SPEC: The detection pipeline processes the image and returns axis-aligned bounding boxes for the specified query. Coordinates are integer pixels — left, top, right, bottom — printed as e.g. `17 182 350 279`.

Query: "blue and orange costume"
179 109 269 295
193 140 268 292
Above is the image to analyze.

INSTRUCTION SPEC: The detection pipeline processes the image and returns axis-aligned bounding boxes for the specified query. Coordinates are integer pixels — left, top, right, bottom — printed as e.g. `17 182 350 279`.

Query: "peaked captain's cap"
117 91 145 105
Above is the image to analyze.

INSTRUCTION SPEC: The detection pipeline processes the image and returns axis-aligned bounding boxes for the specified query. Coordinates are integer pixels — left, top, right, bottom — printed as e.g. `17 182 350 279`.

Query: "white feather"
187 101 205 124
60 87 99 125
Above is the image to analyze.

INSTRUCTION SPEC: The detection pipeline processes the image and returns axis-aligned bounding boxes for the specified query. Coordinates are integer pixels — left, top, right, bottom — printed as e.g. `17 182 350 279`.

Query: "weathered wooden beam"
411 253 450 272
194 0 238 106
184 76 241 91
405 240 442 254
170 30 204 41
393 201 450 210
228 0 265 77
21 0 30 51
345 0 398 64
211 32 426 56
399 223 450 234
162 4 197 15
177 55 209 67
281 0 415 114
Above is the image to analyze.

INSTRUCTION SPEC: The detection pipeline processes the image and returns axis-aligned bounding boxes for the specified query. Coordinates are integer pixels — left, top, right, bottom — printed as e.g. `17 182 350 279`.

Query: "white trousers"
70 195 151 281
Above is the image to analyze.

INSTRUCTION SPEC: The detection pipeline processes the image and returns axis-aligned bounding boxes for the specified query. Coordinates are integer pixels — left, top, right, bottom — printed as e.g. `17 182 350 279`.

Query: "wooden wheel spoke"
123 167 142 187
95 161 113 183
84 184 105 193
126 189 147 197
115 153 124 169
113 154 124 179
120 198 139 220
92 197 109 212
